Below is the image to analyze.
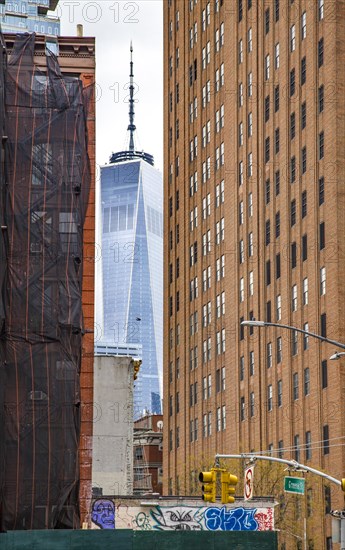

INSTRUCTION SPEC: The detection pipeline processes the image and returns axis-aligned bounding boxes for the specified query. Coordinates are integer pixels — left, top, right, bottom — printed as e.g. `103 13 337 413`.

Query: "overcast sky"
57 0 163 171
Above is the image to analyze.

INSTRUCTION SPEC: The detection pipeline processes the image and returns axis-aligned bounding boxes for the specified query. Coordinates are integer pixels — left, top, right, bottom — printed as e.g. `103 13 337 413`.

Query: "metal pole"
304 517 307 550
215 454 341 487
341 516 345 550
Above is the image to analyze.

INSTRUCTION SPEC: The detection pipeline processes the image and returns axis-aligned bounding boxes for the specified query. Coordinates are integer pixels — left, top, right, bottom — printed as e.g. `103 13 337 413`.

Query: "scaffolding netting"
0 33 92 530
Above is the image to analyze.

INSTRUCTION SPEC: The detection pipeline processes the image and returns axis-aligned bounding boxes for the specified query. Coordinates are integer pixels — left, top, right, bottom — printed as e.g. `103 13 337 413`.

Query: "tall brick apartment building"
163 0 345 546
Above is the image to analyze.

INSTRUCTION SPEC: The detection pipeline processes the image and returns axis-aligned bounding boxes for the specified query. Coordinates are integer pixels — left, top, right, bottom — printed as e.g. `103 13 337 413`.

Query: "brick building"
163 1 345 547
134 414 163 494
1 32 95 529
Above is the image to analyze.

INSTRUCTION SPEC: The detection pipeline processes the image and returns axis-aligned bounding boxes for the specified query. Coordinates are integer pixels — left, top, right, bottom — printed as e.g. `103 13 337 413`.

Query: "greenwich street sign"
284 476 305 495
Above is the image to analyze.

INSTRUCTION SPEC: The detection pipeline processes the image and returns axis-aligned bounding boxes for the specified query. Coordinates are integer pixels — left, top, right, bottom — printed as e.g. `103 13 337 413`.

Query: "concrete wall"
92 355 134 496
90 497 275 531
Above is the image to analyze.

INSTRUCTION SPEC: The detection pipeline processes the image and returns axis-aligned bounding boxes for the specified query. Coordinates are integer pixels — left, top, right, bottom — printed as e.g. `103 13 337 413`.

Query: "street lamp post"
241 319 345 549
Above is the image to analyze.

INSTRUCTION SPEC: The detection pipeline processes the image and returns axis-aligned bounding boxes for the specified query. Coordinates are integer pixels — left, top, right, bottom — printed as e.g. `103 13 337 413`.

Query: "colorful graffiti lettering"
135 512 152 530
151 506 203 531
91 498 115 529
205 506 259 531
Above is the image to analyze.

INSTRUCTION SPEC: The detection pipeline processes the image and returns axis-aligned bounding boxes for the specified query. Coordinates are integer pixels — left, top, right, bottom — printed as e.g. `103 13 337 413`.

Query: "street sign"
244 465 255 501
284 476 305 495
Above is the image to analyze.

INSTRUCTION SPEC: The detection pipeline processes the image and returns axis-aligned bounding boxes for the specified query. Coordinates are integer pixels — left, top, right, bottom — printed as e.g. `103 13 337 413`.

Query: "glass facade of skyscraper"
96 158 163 418
0 0 60 35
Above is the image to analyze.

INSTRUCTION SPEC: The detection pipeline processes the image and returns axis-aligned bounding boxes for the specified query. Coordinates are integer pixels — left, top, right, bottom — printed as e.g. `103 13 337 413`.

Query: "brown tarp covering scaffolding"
0 33 92 530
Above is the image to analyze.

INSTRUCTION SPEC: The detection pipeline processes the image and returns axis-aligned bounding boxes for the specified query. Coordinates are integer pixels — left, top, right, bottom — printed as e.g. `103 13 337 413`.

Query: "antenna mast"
128 41 136 152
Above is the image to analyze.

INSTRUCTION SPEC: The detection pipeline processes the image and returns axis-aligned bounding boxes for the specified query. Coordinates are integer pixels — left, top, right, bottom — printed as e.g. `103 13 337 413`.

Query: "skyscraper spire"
127 41 136 152
109 42 154 166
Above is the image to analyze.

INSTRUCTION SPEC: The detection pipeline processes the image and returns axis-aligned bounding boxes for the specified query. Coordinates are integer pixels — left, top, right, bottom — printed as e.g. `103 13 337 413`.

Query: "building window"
239 122 243 146
275 42 280 69
306 431 311 460
323 425 329 454
238 38 243 64
319 176 325 205
239 82 243 107
249 351 254 376
266 301 271 323
275 128 280 154
248 232 254 256
248 71 253 96
320 266 326 295
276 294 282 321
265 96 270 123
250 392 255 417
221 367 226 390
239 356 244 381
321 359 328 389
240 397 245 421
301 189 307 217
292 330 298 356
248 111 253 137
267 385 273 411
249 271 254 296
290 112 296 140
266 260 271 286
265 54 270 80
293 372 299 400
275 170 280 195
290 24 296 51
274 85 279 112
318 38 324 67
301 56 306 85
303 277 308 305
290 156 296 183
277 379 282 407
275 0 279 21
275 211 280 237
321 312 327 337
291 242 297 268
319 131 324 159
267 342 272 368
290 68 295 96
304 367 310 395
265 8 270 34
302 234 308 261
239 161 244 186
294 435 300 462
248 152 253 176
248 192 253 217
248 27 252 52
265 220 270 246
277 336 282 363
320 221 325 250
292 284 297 311
276 253 281 279
301 101 307 129
265 137 270 163
301 11 307 39
318 85 324 113
239 201 244 225
291 199 296 226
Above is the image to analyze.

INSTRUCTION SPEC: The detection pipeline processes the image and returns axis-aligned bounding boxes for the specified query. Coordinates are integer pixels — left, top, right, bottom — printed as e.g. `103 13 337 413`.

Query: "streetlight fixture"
330 352 345 361
241 319 345 350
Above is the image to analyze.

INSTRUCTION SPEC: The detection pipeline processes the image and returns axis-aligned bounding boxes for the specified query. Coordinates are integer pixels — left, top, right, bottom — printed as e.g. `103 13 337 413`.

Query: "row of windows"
238 0 324 26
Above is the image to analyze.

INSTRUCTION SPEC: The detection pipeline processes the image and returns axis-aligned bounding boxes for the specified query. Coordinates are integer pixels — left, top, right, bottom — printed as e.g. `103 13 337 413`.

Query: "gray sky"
57 0 163 171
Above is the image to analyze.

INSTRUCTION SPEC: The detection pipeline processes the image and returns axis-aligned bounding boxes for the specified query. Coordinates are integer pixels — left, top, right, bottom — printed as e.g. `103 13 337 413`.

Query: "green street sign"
284 476 305 495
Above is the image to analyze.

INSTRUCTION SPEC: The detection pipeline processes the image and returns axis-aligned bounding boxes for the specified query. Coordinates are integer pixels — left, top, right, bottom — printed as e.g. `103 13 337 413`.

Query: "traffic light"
342 479 345 492
221 471 238 504
133 360 141 380
199 470 216 503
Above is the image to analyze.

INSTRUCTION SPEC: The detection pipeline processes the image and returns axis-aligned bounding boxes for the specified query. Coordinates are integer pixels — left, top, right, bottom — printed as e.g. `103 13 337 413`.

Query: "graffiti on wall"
91 498 115 529
90 500 274 531
150 506 203 531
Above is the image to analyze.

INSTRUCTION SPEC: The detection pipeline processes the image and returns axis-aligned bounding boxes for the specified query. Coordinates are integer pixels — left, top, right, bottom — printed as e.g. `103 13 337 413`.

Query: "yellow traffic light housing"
133 360 141 380
221 471 238 504
199 470 216 503
341 479 345 492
